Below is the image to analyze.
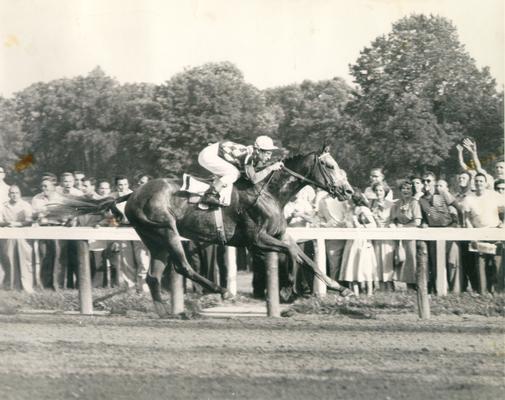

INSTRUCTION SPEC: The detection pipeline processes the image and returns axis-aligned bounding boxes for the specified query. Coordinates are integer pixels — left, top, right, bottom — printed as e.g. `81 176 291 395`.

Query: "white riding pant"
198 143 241 186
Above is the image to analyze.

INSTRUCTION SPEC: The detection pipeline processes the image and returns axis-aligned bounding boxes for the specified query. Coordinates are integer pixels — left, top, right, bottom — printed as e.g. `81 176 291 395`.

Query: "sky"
0 0 503 97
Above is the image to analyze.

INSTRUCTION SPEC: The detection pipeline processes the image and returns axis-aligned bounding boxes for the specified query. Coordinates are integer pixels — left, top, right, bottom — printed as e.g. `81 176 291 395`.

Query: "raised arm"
462 138 485 174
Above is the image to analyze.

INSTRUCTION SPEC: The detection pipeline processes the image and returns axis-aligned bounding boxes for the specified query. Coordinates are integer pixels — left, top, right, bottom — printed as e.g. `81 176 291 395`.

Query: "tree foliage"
348 14 503 183
152 62 278 174
264 78 364 181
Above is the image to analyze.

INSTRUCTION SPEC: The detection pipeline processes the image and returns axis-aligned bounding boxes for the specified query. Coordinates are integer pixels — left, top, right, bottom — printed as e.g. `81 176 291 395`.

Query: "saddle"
179 174 233 209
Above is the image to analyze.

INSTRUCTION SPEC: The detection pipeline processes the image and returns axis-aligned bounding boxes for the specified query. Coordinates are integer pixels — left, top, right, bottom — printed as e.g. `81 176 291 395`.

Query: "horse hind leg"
145 252 172 318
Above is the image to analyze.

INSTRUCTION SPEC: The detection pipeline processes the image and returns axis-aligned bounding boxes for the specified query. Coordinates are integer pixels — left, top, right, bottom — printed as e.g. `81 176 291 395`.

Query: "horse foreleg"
282 234 354 296
254 232 353 297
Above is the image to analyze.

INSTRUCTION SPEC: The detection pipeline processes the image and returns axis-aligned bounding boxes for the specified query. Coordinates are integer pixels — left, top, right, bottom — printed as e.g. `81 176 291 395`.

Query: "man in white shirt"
0 185 34 292
57 172 83 196
463 173 503 293
464 174 502 229
316 189 352 281
32 178 65 289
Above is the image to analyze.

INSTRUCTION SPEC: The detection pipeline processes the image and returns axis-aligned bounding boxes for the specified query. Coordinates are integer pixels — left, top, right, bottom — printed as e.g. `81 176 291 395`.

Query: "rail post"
313 239 327 296
416 241 430 319
266 252 280 317
170 264 185 315
436 240 448 295
225 246 237 296
77 241 93 315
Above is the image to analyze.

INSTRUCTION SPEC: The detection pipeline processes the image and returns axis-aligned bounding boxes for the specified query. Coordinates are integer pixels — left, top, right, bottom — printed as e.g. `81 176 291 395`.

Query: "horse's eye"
327 165 334 170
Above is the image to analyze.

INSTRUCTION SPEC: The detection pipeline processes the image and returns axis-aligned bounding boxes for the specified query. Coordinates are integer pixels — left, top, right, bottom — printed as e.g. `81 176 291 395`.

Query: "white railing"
0 227 503 317
0 226 503 241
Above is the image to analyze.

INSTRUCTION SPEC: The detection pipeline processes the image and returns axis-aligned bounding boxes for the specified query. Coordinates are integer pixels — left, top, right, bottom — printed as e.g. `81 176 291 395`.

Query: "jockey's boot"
201 187 221 206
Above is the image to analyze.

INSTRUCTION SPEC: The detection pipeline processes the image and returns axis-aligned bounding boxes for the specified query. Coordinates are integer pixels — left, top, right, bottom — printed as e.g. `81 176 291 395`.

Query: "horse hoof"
221 290 234 301
153 301 171 318
339 288 355 298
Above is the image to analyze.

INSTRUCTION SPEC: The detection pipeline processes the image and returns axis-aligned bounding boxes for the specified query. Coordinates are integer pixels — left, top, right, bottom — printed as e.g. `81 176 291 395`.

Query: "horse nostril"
345 189 354 195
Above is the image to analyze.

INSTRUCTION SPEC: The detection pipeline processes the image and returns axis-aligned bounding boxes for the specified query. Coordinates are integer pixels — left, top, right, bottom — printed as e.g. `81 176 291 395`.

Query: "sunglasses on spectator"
423 179 433 183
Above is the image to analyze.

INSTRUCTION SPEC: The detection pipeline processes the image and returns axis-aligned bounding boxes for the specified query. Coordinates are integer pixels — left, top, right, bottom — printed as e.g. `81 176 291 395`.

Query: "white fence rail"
0 227 503 317
0 226 503 241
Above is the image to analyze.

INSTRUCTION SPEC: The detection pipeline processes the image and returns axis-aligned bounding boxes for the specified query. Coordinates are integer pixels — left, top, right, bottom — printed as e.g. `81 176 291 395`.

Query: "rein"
248 152 335 209
281 153 333 192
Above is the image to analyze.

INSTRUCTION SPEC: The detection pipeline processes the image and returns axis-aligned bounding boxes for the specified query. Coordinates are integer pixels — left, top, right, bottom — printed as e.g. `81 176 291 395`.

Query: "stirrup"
201 189 221 206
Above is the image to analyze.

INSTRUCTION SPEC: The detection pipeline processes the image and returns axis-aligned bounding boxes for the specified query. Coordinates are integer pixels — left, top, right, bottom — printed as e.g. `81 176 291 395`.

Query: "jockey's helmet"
254 135 278 151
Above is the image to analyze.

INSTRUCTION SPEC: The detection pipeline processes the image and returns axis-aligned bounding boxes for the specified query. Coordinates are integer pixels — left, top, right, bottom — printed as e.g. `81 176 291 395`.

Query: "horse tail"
45 193 133 224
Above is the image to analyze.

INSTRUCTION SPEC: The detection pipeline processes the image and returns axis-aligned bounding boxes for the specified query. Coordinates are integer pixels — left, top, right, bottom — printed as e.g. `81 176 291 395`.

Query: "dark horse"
56 147 353 316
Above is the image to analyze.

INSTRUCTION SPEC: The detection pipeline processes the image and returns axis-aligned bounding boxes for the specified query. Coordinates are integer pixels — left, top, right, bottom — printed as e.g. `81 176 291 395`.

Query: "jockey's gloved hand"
270 161 284 171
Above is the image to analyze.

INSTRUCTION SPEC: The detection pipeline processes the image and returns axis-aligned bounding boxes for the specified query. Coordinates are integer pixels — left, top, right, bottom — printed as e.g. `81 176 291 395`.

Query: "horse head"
311 145 353 201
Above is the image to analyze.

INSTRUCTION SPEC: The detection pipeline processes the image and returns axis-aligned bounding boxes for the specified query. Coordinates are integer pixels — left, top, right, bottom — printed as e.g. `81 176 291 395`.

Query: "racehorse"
54 146 354 317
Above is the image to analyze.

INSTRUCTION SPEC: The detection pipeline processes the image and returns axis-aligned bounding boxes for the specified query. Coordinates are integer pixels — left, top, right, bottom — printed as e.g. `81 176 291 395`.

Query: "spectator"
495 178 505 194
32 178 65 290
364 168 394 202
73 177 112 289
436 179 459 226
370 182 395 290
0 185 34 293
457 138 494 189
411 176 424 200
281 186 316 296
494 161 505 180
97 180 112 198
57 172 83 196
455 171 473 203
0 166 9 204
109 176 139 288
316 188 352 282
136 174 153 187
0 166 10 287
56 172 83 288
418 171 462 294
339 192 377 296
41 172 58 184
80 177 99 200
73 171 85 192
452 171 477 292
463 173 503 293
133 173 152 293
391 180 422 288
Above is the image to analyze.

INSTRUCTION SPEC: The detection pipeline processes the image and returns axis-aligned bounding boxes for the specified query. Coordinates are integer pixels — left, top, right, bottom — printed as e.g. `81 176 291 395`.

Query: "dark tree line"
1 15 502 194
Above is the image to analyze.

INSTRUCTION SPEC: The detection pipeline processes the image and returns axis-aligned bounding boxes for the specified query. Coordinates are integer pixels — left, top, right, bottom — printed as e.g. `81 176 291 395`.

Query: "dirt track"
0 312 503 400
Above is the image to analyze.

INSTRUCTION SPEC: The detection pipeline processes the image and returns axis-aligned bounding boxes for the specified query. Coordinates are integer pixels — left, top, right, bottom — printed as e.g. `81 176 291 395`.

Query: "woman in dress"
370 182 396 290
339 191 378 296
391 179 422 288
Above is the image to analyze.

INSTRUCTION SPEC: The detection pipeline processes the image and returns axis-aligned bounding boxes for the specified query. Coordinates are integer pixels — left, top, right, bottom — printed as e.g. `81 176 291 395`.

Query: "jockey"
198 135 284 205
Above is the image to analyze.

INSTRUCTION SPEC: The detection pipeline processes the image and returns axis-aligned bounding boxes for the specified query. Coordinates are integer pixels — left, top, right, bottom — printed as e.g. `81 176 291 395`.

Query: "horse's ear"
320 143 331 154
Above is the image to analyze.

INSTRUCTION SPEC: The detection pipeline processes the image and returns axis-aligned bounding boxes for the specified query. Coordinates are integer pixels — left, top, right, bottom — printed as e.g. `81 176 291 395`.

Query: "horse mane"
282 151 316 169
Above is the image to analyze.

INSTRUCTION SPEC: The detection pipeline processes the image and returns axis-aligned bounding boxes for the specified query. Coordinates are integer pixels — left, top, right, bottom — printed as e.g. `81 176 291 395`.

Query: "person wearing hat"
198 135 284 206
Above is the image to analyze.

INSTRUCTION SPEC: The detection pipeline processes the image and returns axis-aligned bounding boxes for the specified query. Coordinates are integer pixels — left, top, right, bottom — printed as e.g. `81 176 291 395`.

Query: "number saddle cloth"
179 173 233 208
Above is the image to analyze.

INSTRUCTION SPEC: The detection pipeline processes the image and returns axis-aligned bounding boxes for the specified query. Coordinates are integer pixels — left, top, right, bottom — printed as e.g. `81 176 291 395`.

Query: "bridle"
282 153 338 195
249 152 339 208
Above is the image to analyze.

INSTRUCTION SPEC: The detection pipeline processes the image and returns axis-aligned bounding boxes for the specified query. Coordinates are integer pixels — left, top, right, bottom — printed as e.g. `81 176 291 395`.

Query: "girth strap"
213 208 227 244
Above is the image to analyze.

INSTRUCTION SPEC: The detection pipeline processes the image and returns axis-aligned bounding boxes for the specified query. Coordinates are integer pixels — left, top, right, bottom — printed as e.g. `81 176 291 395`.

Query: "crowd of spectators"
282 138 505 297
0 170 153 293
0 138 503 298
